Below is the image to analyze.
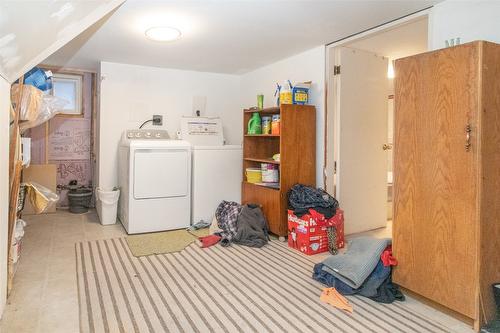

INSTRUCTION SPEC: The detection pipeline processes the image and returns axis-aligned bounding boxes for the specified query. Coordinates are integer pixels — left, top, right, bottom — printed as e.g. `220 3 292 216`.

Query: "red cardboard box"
287 209 345 255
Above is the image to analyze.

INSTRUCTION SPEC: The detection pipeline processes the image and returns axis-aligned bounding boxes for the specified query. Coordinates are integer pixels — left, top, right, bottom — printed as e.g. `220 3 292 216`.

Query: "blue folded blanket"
313 260 391 297
320 236 391 289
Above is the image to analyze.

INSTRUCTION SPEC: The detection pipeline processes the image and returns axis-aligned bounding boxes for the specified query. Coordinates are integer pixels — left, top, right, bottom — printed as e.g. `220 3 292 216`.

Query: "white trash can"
96 188 120 225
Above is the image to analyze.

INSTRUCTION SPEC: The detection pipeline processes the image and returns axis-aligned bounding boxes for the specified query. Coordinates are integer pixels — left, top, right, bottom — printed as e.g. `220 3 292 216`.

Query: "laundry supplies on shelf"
279 80 293 105
261 163 279 183
261 116 272 134
271 114 280 134
245 168 262 183
247 112 262 134
276 80 311 106
292 81 311 105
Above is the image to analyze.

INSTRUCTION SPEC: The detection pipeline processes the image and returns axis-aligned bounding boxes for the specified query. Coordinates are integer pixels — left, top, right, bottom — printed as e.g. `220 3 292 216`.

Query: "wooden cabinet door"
393 43 479 318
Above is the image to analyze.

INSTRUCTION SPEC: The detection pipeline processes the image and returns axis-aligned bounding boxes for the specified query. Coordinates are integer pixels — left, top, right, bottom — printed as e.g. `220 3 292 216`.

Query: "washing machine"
118 129 191 234
180 117 242 224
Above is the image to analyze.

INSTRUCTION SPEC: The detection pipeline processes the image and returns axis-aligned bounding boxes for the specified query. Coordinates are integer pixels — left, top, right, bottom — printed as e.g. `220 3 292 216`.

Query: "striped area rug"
76 239 450 333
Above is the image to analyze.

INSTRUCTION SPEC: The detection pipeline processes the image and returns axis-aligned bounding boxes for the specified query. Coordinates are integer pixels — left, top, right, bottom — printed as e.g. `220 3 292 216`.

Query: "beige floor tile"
51 235 84 248
81 212 100 224
44 277 78 302
38 306 79 333
0 307 40 333
14 256 49 277
6 281 44 310
11 269 46 287
47 260 77 281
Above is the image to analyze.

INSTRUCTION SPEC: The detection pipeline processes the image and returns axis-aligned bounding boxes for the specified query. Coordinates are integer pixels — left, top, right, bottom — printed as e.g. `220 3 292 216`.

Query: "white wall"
98 62 241 189
240 46 326 187
429 0 500 50
0 77 10 317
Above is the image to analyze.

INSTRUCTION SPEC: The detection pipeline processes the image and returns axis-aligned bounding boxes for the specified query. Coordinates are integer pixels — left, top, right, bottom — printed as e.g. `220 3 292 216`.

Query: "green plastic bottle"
247 112 262 134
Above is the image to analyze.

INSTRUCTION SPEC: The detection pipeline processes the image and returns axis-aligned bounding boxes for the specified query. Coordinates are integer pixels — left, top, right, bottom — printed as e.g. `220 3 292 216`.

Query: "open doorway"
325 15 428 235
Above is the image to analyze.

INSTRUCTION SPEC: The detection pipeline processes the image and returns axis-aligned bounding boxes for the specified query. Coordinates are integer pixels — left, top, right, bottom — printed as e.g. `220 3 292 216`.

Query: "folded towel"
321 236 391 289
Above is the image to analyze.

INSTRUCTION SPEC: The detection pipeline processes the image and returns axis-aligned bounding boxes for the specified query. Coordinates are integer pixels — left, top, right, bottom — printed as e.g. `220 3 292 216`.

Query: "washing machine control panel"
126 130 170 140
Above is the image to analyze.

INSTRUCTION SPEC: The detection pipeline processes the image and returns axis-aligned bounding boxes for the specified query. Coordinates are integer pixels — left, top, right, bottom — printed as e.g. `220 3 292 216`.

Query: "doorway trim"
323 8 430 193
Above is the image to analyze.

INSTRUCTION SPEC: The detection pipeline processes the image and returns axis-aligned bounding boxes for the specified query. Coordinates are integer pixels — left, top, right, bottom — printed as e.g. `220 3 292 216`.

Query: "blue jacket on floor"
313 260 390 297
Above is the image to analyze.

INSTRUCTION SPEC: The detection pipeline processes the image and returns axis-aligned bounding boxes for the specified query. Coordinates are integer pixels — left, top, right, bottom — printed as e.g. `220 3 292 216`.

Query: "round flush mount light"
145 26 181 42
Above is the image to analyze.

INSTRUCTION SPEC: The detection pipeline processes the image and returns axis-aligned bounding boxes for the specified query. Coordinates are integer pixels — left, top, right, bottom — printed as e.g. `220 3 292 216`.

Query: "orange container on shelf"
271 114 280 135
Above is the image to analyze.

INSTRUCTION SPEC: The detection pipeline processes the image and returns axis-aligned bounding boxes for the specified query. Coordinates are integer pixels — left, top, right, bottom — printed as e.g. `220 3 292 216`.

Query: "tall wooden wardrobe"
393 41 500 330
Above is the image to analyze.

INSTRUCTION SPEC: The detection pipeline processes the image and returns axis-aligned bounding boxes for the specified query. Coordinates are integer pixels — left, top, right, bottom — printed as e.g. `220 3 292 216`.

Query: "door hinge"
333 65 341 75
334 161 337 174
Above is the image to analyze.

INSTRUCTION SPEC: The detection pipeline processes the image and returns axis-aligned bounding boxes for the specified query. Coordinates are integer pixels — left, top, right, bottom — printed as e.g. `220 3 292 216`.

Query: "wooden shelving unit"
242 104 316 237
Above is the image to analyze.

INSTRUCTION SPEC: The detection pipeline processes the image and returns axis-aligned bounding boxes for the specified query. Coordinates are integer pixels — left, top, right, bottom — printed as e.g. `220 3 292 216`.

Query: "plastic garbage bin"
96 188 120 225
68 188 93 214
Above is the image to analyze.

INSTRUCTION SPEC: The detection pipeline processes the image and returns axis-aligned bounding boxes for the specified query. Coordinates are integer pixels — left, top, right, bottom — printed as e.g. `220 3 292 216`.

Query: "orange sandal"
320 287 353 313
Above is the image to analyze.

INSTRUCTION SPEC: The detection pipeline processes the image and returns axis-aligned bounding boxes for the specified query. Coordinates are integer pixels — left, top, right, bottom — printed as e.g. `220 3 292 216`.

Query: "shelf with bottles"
244 108 281 137
242 104 316 237
243 157 280 165
243 106 280 114
243 181 280 190
244 134 280 137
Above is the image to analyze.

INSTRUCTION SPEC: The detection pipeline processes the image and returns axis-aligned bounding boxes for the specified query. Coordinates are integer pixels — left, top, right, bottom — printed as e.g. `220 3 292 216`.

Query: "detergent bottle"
247 112 262 134
279 80 293 105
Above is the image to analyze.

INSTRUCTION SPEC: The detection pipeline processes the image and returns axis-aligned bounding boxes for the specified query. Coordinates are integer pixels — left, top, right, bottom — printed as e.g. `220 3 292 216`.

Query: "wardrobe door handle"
465 124 472 151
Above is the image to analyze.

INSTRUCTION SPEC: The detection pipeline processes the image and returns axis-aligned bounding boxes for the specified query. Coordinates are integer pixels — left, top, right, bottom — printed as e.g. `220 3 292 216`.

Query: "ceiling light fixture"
145 26 181 42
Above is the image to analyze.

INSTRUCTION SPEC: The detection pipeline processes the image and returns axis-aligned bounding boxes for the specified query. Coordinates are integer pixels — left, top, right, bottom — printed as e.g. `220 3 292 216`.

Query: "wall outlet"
152 115 163 126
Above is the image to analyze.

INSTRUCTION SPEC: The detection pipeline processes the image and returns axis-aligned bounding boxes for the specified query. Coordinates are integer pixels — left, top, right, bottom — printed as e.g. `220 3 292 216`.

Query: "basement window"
52 73 83 116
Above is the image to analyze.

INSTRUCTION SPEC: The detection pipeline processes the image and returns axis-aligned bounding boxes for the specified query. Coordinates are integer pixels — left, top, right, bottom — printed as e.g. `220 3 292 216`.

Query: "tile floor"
0 210 474 333
0 210 125 333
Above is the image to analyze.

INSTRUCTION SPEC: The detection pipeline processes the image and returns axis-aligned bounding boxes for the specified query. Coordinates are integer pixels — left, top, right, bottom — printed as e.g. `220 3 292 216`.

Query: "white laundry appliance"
118 129 191 234
180 117 242 225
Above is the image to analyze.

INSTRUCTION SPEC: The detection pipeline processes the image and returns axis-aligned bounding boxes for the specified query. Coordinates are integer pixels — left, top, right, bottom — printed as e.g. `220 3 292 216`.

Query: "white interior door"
332 47 388 235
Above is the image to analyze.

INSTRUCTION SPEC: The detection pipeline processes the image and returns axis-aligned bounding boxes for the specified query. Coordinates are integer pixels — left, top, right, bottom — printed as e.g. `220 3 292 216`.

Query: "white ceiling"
0 0 124 82
44 0 439 75
347 17 428 60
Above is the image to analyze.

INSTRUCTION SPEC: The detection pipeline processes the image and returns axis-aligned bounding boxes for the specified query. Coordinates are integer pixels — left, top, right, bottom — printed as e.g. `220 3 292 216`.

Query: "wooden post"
9 77 23 180
7 76 24 295
7 162 22 293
